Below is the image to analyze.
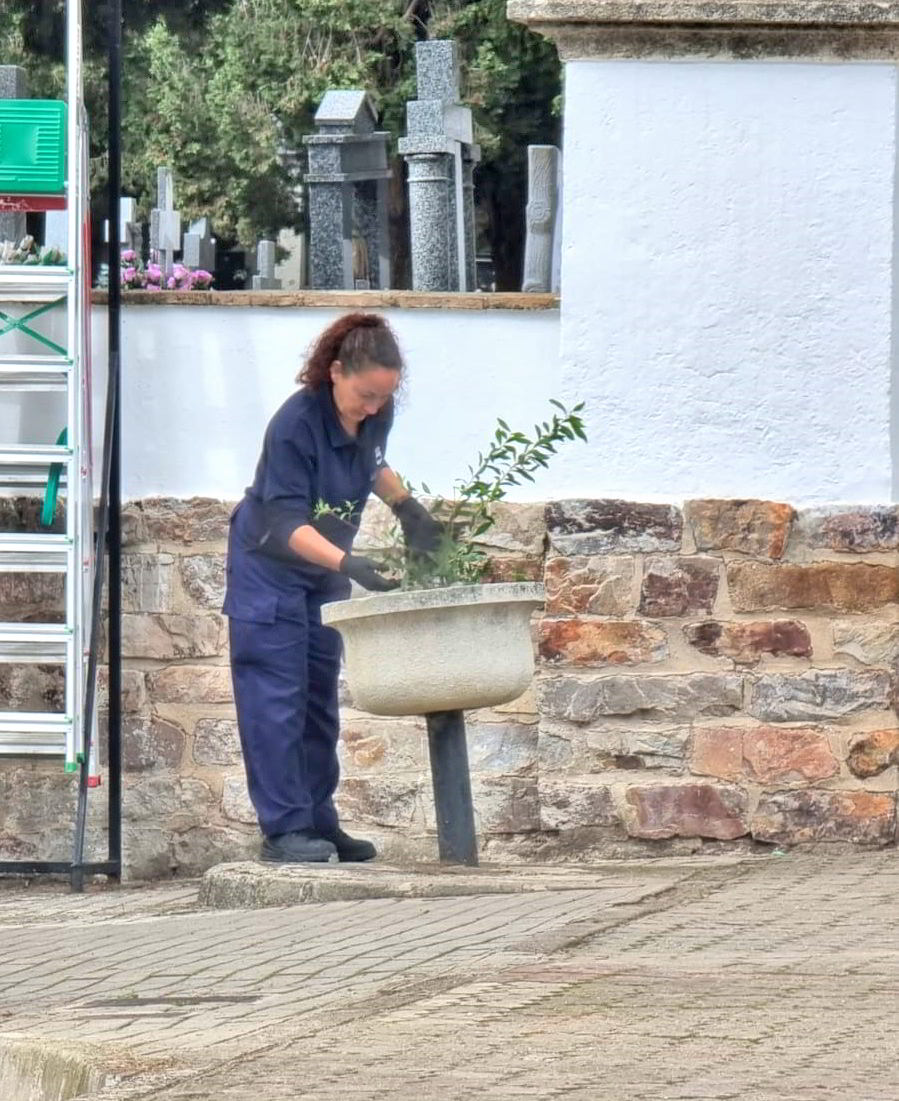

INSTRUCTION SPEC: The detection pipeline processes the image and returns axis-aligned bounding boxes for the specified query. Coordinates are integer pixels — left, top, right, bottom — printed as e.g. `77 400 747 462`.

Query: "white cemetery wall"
554 60 898 505
87 303 562 501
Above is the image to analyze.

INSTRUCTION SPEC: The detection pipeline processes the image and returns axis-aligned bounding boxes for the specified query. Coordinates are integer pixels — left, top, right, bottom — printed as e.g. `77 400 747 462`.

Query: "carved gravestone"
399 41 479 292
303 91 391 290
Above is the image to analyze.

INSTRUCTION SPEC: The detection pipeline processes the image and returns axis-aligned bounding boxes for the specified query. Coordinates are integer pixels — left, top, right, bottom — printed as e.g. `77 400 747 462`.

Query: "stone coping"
508 1 899 26
91 289 559 311
508 0 899 58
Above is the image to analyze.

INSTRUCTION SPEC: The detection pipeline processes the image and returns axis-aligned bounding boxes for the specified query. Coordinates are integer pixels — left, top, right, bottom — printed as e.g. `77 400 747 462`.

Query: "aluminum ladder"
0 0 95 772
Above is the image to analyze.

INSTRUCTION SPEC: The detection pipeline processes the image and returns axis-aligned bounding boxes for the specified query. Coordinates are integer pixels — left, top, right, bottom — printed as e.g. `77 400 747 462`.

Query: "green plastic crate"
0 100 66 194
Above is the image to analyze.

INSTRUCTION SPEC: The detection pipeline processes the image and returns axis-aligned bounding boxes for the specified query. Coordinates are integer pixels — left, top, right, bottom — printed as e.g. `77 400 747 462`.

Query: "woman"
223 313 440 864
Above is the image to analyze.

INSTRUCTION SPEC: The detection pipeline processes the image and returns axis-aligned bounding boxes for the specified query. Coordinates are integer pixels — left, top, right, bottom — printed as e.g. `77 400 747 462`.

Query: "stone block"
122 828 172 880
581 726 690 771
478 502 547 556
122 553 175 613
545 499 682 556
0 573 64 619
465 721 537 775
120 715 186 772
147 664 234 704
122 613 227 660
122 776 214 823
0 495 62 532
727 561 899 613
685 499 794 559
832 621 899 666
752 790 896 846
193 718 243 766
625 782 749 840
639 556 720 617
692 724 838 784
794 506 899 553
539 672 744 723
0 663 64 712
482 555 544 583
540 779 618 830
472 776 540 833
354 498 396 552
222 775 257 824
97 667 147 712
133 497 234 544
337 777 422 828
544 555 635 616
180 554 226 610
539 618 667 666
172 826 258 875
684 619 812 664
748 670 890 722
340 717 426 773
847 729 899 778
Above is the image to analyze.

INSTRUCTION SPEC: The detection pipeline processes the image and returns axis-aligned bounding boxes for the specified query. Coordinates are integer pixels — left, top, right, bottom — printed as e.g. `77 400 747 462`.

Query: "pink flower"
121 249 136 263
147 283 161 292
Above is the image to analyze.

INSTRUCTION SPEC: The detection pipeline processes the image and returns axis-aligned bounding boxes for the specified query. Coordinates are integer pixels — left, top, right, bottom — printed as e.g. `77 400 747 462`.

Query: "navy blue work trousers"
228 595 342 839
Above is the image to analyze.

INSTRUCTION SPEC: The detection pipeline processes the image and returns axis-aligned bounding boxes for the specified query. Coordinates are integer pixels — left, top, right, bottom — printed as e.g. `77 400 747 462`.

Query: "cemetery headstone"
303 91 391 290
149 167 181 277
183 216 215 272
251 239 281 289
399 41 480 292
521 145 561 293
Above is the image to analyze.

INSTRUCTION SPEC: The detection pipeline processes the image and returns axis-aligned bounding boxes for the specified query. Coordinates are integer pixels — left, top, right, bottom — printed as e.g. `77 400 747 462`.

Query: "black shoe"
317 827 377 863
261 829 337 864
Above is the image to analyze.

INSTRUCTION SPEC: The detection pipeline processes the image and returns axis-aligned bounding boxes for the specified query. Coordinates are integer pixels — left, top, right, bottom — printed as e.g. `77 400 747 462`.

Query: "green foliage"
388 401 587 590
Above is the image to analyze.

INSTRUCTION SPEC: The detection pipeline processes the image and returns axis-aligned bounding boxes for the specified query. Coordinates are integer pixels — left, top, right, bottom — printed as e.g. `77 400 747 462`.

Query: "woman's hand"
339 553 399 592
392 497 443 555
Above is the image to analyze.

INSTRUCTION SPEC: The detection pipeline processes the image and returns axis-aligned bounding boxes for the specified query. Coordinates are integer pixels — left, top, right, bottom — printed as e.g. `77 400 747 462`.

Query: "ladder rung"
0 622 70 662
0 533 71 571
0 444 72 465
0 266 73 296
0 355 71 391
0 713 69 756
0 471 68 492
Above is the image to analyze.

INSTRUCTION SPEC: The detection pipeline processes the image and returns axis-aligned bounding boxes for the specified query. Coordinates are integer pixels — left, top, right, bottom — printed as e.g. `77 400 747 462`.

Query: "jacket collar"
317 384 356 449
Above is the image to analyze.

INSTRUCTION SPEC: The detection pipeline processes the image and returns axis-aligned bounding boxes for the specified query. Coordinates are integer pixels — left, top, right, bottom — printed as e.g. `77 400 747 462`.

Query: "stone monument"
251 239 281 289
521 145 561 293
399 41 480 292
183 216 215 272
149 167 181 277
303 91 391 290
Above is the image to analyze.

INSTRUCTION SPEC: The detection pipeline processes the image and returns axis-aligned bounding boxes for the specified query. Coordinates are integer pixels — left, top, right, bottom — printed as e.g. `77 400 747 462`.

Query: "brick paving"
0 853 896 1099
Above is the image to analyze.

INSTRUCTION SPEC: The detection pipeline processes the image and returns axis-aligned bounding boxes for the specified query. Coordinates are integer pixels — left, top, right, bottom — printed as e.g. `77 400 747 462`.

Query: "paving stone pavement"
0 852 896 1100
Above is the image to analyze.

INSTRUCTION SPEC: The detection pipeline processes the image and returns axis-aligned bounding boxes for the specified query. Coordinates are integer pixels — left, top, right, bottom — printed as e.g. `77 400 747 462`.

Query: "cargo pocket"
222 590 279 624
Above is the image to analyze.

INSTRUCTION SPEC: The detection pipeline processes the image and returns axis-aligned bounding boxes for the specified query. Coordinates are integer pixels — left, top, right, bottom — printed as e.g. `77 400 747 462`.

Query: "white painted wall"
550 60 899 504
88 305 564 501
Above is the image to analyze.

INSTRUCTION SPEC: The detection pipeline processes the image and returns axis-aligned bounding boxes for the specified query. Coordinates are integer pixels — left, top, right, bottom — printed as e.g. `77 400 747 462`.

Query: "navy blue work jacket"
224 384 393 617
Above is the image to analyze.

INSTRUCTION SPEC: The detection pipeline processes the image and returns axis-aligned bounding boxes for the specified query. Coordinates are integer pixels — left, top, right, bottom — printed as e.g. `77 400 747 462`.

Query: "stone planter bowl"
321 582 544 716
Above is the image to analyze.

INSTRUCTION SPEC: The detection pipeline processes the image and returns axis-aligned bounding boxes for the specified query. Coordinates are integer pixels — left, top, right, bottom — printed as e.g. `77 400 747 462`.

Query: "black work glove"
392 496 443 555
339 553 399 592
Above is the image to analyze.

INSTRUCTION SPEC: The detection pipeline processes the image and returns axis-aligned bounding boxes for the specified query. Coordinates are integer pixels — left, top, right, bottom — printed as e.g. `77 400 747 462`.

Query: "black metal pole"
71 0 123 891
425 710 478 866
106 0 124 882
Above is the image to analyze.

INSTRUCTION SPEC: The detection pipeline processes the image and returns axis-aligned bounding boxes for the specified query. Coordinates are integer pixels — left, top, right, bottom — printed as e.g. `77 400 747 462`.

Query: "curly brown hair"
297 312 405 389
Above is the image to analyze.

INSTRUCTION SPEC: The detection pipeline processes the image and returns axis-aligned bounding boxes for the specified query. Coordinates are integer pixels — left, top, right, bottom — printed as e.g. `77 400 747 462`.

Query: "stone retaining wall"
0 496 896 877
